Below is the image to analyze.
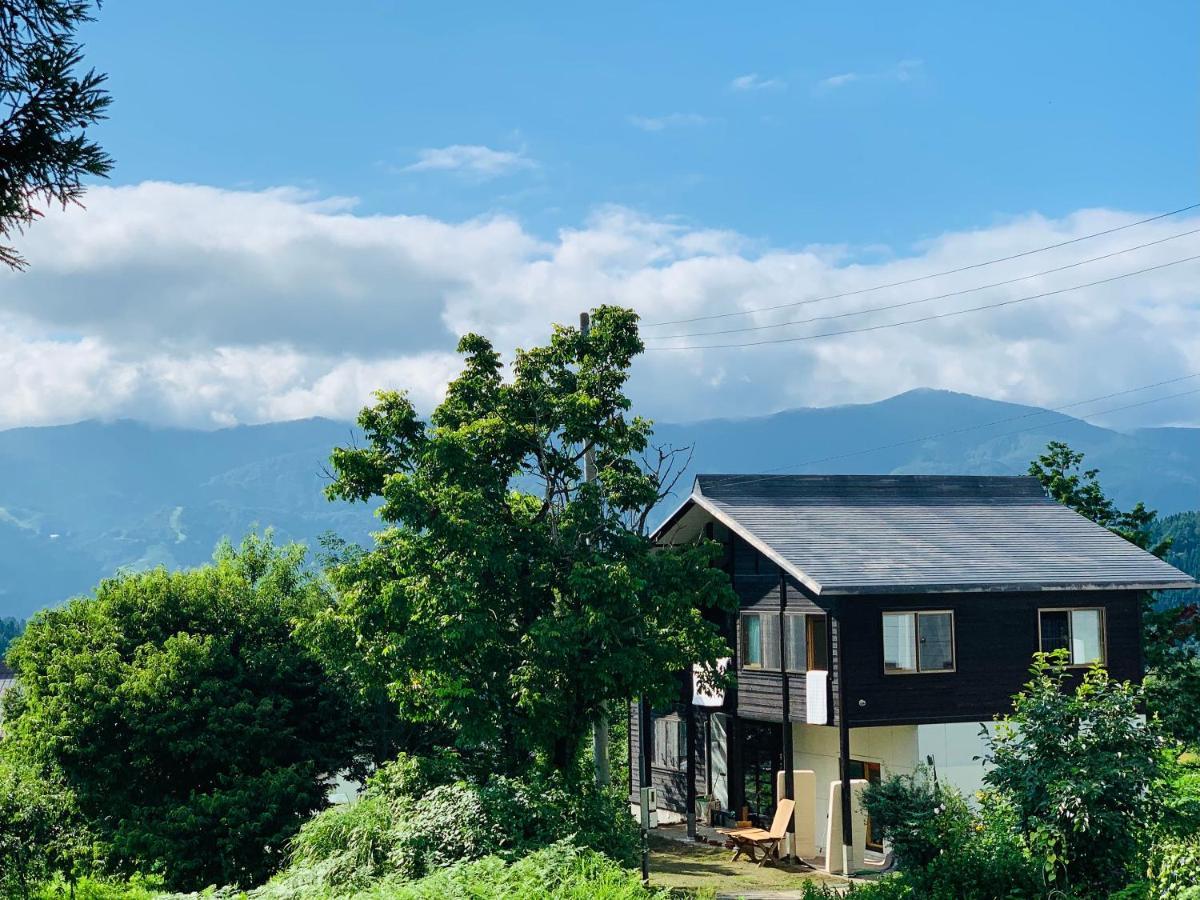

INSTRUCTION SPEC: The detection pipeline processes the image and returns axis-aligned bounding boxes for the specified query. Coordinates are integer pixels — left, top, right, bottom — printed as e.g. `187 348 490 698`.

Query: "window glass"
742 615 763 668
808 616 829 671
785 614 807 671
762 614 780 670
653 719 683 769
1070 609 1103 664
918 612 954 672
1040 610 1071 655
883 612 917 672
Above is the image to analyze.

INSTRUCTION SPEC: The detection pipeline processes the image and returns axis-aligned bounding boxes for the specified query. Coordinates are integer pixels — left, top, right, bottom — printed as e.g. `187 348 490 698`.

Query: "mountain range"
2 388 1198 618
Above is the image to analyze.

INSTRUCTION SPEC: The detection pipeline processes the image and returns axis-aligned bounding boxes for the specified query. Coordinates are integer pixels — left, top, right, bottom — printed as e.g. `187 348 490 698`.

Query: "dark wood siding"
839 591 1144 726
731 536 836 724
628 703 707 812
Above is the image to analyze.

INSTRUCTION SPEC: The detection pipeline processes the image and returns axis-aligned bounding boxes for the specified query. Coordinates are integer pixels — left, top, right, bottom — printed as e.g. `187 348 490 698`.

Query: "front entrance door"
741 720 783 828
848 760 883 850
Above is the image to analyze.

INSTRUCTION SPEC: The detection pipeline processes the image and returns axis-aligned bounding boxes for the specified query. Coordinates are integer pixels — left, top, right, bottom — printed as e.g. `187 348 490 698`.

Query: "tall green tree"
1 0 113 269
2 534 371 890
1028 440 1169 556
315 306 734 774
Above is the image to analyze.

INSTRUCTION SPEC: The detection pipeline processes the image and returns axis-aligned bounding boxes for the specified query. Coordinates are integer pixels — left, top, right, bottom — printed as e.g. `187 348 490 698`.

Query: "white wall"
789 721 996 854
916 721 997 800
791 723 919 855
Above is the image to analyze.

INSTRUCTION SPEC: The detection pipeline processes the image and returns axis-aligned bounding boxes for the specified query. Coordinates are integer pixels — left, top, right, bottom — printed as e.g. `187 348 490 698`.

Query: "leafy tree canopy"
983 651 1162 895
1 0 112 269
314 306 735 773
2 534 370 891
1028 440 1169 556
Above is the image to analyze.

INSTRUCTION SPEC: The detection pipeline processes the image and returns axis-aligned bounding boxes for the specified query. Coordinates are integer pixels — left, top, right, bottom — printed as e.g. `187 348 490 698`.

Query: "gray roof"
655 474 1196 596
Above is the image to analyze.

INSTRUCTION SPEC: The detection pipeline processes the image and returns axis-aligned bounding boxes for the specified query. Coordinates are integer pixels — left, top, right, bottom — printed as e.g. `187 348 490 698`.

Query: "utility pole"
581 311 611 789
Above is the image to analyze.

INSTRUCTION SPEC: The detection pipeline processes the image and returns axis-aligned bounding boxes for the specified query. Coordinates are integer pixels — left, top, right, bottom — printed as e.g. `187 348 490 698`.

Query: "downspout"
835 605 853 875
779 571 795 857
686 674 697 839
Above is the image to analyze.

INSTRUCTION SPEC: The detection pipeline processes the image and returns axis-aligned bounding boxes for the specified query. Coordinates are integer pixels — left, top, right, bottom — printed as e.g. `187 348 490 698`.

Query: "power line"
649 228 1200 341
645 254 1200 351
697 375 1200 492
642 202 1200 328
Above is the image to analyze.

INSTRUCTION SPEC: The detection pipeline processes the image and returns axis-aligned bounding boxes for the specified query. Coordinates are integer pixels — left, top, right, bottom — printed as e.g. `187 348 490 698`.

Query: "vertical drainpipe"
686 672 697 839
835 606 853 874
727 534 743 822
779 571 794 857
638 695 653 882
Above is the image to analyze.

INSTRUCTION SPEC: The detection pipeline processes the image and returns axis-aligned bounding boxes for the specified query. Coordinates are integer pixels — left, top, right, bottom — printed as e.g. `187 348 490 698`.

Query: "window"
784 613 806 672
883 611 955 674
740 613 779 670
743 612 820 671
1039 608 1105 666
653 717 687 769
808 616 829 671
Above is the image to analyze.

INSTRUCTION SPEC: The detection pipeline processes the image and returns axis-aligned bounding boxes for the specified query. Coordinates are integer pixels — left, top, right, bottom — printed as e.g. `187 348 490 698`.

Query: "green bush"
33 874 163 900
4 535 374 891
794 875 913 899
860 768 1039 900
1159 747 1200 840
1148 837 1200 900
361 841 666 900
0 754 98 899
254 755 639 897
983 652 1162 895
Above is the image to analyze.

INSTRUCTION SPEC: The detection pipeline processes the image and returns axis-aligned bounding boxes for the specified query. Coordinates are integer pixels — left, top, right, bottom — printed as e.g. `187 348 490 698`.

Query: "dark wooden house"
630 474 1194 862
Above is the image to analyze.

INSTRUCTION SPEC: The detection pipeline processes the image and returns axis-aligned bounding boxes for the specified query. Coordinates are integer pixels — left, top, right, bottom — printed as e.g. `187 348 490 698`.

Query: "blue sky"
81 1 1198 250
0 2 1197 430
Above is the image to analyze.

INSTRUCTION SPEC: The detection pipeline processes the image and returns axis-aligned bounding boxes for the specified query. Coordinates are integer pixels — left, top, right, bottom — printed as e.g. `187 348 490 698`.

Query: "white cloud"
817 59 923 92
1 182 1198 430
403 144 535 178
819 72 859 89
627 113 713 132
730 73 784 92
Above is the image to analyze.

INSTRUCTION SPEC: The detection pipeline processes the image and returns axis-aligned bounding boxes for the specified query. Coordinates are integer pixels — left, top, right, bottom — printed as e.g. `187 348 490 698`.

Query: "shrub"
3 535 374 891
1158 747 1200 840
365 841 666 900
861 768 1039 900
0 754 98 900
1147 837 1200 900
33 874 163 900
256 756 639 897
983 652 1162 895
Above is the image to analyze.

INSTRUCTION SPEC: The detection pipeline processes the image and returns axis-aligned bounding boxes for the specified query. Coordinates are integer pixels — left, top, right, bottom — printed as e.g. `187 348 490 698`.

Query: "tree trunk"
592 709 611 788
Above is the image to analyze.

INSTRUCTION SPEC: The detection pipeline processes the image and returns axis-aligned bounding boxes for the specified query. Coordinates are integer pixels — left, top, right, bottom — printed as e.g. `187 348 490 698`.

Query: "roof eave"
686 494 826 596
819 579 1198 596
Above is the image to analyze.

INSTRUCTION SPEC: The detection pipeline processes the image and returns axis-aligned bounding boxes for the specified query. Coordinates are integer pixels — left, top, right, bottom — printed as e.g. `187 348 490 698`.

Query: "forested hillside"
1155 511 1200 606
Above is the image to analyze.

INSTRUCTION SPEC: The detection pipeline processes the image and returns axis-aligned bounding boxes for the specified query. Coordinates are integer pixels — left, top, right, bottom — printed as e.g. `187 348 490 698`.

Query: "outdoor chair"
716 798 795 866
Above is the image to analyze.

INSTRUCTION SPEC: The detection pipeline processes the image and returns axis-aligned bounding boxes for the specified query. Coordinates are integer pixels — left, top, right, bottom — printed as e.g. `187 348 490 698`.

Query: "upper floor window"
741 612 827 672
883 610 955 674
1039 608 1105 666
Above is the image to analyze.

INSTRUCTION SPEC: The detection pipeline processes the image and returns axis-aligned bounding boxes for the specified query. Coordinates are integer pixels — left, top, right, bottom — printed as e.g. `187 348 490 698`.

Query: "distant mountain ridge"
2 389 1197 618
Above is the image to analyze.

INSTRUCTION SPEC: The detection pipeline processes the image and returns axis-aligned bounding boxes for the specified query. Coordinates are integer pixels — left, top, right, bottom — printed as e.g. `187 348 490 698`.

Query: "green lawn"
647 833 847 898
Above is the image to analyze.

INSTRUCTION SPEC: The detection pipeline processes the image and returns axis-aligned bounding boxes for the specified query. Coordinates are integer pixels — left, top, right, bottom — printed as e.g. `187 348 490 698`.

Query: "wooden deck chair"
716 798 795 866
